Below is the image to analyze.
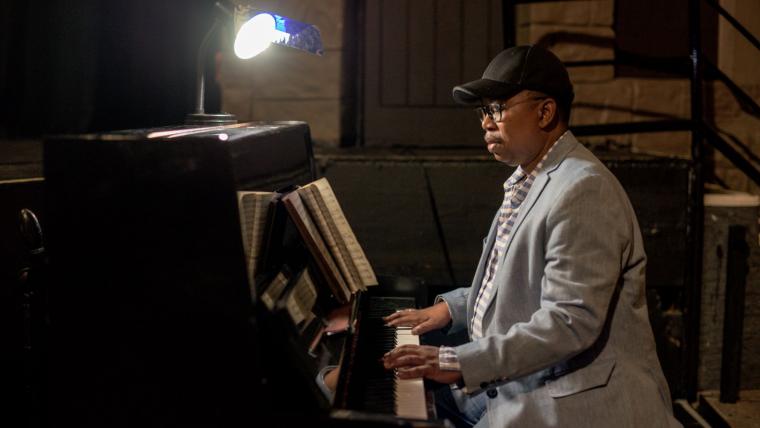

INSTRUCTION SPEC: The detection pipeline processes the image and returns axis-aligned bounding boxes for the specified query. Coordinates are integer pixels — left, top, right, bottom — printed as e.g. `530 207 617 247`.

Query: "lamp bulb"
234 13 276 59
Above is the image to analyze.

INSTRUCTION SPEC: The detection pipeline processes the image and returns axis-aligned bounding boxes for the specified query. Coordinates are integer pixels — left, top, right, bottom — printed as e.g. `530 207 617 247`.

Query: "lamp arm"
186 1 236 125
192 18 221 115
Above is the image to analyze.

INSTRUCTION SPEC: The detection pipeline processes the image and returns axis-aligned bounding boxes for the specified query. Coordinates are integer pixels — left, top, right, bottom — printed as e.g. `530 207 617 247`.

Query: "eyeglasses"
475 96 547 123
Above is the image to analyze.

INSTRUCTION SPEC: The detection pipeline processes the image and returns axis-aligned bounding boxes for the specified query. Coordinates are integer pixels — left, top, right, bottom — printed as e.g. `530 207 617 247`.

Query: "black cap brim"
452 78 523 105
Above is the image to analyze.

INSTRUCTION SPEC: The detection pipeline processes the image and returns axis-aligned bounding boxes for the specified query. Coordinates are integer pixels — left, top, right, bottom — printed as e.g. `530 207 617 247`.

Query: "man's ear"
538 99 557 128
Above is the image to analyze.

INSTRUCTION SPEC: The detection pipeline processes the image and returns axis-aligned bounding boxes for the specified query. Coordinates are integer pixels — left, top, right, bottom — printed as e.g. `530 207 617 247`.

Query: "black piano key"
344 295 421 416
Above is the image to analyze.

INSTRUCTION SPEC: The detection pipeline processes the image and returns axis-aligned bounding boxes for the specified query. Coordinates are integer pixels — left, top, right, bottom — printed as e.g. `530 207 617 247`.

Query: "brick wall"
220 0 346 148
515 0 694 157
517 0 760 194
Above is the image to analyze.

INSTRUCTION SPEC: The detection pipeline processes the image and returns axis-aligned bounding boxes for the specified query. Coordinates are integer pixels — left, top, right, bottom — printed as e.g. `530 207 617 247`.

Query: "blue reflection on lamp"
234 10 324 59
186 2 323 126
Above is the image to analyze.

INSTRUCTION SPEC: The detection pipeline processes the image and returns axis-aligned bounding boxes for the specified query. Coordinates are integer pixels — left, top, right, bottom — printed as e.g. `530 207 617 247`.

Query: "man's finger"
383 308 415 321
383 310 409 322
411 320 433 335
386 354 425 369
383 344 420 359
392 344 421 353
382 311 401 322
383 346 420 368
385 315 422 328
396 365 428 379
385 317 411 327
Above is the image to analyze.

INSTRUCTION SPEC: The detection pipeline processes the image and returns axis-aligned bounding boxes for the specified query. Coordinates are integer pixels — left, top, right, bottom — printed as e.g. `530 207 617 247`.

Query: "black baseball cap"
452 45 574 106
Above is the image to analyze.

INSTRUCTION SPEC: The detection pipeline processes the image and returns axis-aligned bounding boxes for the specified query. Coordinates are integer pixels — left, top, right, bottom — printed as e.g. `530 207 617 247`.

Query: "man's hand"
382 344 462 384
323 367 340 392
382 302 452 335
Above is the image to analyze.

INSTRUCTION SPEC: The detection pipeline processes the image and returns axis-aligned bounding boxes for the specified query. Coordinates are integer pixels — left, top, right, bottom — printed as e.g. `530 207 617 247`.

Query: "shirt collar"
503 130 569 191
533 130 569 174
504 167 527 190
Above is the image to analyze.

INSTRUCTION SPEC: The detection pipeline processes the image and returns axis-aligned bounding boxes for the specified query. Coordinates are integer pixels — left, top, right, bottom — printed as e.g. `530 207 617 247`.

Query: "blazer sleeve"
436 287 470 334
454 171 635 389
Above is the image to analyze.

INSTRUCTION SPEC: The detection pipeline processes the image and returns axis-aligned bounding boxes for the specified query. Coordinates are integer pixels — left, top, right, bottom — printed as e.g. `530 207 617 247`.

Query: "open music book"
237 191 277 289
237 177 377 308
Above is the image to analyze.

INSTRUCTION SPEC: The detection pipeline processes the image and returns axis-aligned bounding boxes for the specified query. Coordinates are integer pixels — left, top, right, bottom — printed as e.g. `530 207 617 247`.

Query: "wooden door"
363 0 505 147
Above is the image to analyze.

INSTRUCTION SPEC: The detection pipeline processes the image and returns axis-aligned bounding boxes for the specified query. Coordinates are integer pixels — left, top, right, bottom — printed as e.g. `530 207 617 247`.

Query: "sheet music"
237 191 275 287
237 192 256 263
285 270 318 326
300 186 361 293
260 271 289 310
282 191 351 303
312 179 378 288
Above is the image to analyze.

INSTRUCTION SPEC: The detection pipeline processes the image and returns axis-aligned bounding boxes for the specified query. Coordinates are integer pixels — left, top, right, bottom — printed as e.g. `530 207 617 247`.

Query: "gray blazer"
439 132 680 427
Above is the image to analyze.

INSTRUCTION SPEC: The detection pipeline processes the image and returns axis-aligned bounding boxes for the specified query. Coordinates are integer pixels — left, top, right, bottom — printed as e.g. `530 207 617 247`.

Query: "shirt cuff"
438 346 461 371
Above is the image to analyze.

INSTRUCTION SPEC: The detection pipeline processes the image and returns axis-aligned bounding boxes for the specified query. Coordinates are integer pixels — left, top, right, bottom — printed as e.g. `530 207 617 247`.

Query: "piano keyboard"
348 296 430 420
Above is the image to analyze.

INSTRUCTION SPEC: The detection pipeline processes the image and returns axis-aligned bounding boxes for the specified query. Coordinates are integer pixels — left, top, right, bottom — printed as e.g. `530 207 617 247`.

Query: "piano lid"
45 121 315 192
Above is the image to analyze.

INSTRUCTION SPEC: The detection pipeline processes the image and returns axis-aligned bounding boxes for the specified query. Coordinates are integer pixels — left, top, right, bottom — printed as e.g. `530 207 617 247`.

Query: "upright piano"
43 122 445 427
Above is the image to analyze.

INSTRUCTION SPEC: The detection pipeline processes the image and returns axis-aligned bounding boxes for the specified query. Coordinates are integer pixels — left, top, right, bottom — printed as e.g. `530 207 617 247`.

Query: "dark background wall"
0 2 224 426
0 0 222 139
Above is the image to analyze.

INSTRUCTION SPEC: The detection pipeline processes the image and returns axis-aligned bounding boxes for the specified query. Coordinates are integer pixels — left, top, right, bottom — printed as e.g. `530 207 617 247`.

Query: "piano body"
42 123 444 427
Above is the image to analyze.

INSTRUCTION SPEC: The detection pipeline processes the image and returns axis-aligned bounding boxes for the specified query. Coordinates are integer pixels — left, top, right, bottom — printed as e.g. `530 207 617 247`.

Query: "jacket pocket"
546 358 616 398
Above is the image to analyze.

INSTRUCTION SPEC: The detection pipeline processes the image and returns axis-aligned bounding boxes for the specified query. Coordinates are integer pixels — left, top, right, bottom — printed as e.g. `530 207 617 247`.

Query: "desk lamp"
186 2 323 125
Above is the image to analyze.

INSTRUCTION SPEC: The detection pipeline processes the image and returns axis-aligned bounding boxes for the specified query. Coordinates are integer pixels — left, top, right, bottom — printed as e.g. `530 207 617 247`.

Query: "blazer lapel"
467 206 501 323
482 132 580 315
496 173 549 268
497 132 579 267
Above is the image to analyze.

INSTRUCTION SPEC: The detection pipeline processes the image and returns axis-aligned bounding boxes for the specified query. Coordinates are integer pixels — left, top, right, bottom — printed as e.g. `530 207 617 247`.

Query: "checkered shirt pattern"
470 134 564 339
438 346 461 371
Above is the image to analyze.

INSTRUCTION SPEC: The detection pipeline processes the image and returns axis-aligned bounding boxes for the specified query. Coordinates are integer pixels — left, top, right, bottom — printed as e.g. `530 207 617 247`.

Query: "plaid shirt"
438 131 567 371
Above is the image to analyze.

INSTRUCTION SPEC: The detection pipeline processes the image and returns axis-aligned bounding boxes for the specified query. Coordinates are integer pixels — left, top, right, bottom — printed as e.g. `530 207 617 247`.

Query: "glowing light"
233 13 292 59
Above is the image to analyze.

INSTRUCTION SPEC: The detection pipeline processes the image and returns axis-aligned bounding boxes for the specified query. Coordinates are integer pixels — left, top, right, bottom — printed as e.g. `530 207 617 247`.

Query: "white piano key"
392 327 428 420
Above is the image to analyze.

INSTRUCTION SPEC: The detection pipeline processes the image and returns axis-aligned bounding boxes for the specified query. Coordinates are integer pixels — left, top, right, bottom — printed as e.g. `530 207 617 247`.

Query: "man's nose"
481 114 498 132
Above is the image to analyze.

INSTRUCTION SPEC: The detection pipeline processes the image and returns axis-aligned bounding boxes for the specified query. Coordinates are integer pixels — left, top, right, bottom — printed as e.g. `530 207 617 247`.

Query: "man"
382 45 680 427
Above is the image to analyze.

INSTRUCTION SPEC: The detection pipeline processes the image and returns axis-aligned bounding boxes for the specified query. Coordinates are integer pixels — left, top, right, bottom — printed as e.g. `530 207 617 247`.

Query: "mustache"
484 133 502 144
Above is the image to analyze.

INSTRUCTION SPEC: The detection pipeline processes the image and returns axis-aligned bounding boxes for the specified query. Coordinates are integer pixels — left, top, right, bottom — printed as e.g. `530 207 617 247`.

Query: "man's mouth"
485 137 501 153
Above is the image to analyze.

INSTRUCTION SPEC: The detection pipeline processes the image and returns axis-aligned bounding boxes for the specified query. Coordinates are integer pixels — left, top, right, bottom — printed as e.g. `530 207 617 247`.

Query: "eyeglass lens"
475 97 547 123
475 104 503 122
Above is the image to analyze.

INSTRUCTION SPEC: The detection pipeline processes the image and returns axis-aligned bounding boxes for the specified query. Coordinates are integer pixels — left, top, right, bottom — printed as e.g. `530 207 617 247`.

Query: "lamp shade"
233 8 323 59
